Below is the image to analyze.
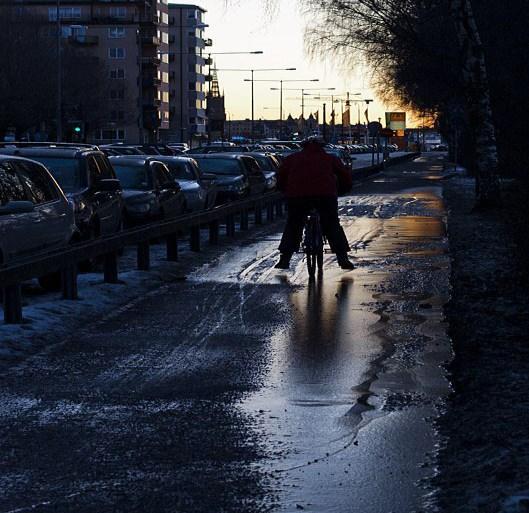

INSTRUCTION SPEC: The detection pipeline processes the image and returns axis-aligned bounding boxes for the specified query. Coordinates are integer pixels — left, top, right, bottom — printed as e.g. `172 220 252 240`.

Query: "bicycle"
303 209 324 279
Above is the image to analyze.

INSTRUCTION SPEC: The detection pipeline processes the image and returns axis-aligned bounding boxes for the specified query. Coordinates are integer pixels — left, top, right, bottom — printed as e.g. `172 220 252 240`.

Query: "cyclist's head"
301 136 325 148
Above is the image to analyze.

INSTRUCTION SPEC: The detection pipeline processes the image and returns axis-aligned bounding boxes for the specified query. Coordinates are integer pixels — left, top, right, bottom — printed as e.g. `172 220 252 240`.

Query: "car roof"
108 155 163 166
0 146 102 158
149 155 197 164
190 153 246 160
0 154 49 165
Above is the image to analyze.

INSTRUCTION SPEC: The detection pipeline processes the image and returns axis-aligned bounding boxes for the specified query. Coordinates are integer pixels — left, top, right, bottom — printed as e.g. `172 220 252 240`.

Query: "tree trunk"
450 0 500 207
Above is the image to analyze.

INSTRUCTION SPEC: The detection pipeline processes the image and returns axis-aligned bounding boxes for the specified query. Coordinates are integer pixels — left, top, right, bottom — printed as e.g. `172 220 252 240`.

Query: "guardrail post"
255 202 263 225
266 202 275 222
190 225 201 252
209 220 219 245
166 233 178 262
104 252 119 284
226 214 235 237
3 284 23 324
61 264 78 300
240 209 249 230
137 241 150 271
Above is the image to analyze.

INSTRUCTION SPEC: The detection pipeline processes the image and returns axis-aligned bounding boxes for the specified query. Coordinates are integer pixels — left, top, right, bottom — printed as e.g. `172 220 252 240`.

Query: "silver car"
154 156 218 212
0 155 76 266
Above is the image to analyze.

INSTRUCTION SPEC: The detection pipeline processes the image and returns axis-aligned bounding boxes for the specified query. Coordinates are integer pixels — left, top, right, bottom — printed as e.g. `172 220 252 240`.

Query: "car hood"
122 189 154 202
211 175 245 186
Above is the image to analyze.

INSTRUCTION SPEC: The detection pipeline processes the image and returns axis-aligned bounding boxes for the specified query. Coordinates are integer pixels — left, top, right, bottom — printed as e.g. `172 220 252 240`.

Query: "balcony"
141 57 161 68
68 35 99 46
142 77 162 88
143 97 162 107
141 35 160 46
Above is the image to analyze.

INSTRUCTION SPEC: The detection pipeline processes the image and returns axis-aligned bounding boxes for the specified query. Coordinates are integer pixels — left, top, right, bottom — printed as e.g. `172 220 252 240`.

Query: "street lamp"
249 78 319 138
217 67 296 141
279 87 336 136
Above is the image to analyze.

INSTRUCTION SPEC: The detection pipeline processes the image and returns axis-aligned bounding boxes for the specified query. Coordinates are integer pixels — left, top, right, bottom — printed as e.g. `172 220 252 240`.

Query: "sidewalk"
433 176 529 512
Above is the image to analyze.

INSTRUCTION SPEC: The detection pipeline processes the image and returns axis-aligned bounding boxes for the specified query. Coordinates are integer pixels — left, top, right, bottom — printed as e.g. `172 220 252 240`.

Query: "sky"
193 0 398 123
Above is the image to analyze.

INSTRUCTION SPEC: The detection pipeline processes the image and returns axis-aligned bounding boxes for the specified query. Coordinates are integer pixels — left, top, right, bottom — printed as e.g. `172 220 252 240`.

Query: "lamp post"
278 87 335 135
249 78 319 138
56 0 62 142
217 68 296 141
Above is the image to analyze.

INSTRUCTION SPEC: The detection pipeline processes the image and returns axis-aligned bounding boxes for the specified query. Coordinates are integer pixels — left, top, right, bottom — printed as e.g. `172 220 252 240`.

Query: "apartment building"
18 0 170 143
167 4 208 146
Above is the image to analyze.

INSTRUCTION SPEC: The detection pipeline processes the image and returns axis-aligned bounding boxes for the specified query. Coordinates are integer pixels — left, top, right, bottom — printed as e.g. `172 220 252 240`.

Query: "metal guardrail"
0 152 420 326
0 192 284 325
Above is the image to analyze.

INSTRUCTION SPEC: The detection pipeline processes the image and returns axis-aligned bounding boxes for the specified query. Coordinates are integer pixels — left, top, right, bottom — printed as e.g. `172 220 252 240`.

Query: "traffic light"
67 120 85 142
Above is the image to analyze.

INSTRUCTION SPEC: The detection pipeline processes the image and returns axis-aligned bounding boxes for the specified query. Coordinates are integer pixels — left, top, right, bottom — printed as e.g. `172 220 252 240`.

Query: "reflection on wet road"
0 155 451 513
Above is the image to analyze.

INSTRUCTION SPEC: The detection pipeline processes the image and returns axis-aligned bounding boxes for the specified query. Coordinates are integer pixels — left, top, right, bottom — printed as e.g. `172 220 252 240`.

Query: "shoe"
337 254 355 270
275 254 292 270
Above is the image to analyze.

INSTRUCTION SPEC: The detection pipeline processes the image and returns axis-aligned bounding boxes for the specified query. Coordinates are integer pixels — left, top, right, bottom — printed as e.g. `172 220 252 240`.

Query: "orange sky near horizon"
187 0 408 125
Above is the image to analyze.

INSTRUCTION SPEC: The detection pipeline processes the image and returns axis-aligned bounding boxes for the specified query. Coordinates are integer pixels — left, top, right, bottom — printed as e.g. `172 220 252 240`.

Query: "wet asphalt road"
0 154 451 513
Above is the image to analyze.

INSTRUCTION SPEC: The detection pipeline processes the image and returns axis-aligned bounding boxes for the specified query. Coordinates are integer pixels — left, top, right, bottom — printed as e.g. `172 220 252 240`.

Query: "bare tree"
449 0 500 206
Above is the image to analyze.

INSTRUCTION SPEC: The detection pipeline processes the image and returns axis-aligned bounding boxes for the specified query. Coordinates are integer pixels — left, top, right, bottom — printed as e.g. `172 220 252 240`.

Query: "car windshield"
113 165 151 190
195 159 242 175
166 161 195 181
255 156 274 171
33 157 84 193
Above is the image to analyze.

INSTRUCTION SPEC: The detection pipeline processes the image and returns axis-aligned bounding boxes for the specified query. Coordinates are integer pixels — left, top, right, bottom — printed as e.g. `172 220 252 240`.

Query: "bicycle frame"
303 209 324 279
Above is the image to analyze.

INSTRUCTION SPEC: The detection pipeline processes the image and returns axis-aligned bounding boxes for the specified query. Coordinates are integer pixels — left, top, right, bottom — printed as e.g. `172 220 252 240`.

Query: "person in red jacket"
275 137 355 270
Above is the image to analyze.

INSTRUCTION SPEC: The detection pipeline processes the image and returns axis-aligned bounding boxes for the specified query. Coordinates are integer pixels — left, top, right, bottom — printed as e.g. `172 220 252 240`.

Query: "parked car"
100 145 146 156
0 145 123 241
190 145 251 155
190 154 267 203
136 144 180 156
109 156 186 225
238 152 278 191
0 155 76 266
153 156 218 212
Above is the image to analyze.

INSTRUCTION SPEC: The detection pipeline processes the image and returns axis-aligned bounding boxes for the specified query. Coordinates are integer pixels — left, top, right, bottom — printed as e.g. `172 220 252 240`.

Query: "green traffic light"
74 127 81 133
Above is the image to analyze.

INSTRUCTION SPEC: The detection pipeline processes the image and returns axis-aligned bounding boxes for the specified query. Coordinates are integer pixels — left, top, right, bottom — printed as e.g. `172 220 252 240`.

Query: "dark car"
109 156 186 225
240 152 278 191
0 145 123 240
191 154 267 203
190 145 251 155
153 156 218 212
136 144 181 156
100 145 146 156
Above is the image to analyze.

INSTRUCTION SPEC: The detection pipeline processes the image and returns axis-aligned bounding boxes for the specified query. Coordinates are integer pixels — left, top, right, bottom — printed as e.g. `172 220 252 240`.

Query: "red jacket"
277 143 353 198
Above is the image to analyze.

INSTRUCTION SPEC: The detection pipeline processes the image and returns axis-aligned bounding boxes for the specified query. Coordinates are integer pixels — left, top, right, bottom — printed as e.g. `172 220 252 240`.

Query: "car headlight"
128 203 151 213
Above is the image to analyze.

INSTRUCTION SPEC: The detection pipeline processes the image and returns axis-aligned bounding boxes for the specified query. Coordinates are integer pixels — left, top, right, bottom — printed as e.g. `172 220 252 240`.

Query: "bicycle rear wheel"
307 252 317 278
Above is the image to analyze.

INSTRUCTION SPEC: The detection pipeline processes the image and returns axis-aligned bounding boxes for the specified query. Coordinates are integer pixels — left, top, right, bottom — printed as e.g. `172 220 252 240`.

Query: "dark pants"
279 196 350 255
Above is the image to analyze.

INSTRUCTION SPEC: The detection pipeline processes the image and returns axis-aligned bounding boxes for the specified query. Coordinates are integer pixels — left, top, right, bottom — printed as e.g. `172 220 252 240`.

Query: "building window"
110 111 125 121
48 7 81 21
109 7 127 18
109 68 126 79
108 27 125 39
110 89 125 100
108 48 126 59
96 129 125 141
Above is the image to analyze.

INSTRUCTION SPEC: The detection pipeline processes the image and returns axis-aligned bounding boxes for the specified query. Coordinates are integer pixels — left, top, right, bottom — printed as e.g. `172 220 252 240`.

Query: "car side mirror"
0 201 35 215
165 181 181 191
97 179 121 192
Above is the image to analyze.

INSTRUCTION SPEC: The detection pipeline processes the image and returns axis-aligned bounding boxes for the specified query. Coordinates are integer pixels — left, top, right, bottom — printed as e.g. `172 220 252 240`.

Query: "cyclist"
275 136 355 270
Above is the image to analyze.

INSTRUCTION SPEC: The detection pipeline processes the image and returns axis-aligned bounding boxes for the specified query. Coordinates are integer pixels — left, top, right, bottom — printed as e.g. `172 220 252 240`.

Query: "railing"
0 192 284 325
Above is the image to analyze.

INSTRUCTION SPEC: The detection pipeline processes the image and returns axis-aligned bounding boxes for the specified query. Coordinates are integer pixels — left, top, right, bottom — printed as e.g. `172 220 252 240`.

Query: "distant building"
18 0 171 144
206 68 226 142
167 4 208 146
